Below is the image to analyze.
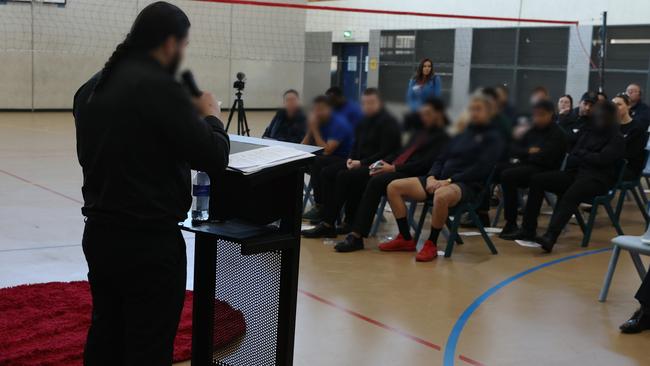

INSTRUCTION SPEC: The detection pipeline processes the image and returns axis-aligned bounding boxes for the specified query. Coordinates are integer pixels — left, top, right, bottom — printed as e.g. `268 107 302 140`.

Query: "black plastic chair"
413 169 498 258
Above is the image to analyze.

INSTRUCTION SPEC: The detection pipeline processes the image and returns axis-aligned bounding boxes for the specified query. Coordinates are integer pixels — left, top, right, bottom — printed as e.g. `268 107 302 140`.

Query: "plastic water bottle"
191 171 210 222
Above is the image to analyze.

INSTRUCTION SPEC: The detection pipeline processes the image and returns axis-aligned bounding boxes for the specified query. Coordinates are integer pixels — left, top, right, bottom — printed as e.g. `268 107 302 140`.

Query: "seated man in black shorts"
498 100 568 238
507 102 624 252
377 93 504 262
332 98 450 252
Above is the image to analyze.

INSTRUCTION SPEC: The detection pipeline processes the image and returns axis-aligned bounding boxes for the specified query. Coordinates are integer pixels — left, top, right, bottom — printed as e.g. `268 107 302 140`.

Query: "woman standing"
406 58 442 111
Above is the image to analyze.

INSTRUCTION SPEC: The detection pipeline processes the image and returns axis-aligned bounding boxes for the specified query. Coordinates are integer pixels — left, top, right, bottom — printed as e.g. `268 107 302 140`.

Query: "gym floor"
1 111 648 366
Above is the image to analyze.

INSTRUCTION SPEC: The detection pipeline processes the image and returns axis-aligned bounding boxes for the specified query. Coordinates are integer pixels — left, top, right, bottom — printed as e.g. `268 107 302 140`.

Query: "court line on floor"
0 168 83 205
442 247 611 366
0 243 81 253
299 289 485 365
1 166 488 364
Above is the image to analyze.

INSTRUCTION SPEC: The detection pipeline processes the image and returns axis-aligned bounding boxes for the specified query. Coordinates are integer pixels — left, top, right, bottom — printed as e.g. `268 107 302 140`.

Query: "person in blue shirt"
326 86 363 128
404 58 442 130
302 95 354 221
406 58 442 111
262 89 306 143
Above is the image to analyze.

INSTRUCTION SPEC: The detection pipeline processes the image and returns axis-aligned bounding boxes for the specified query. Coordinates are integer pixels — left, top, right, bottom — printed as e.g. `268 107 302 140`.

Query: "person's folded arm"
527 129 568 169
138 79 229 176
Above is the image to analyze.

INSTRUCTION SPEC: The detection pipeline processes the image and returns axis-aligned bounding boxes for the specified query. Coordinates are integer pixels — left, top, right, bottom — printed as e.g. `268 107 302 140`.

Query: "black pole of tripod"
225 89 250 136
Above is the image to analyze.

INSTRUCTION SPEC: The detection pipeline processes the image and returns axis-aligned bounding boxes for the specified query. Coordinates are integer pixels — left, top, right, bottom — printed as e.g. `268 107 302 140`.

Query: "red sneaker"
415 240 438 262
378 234 416 252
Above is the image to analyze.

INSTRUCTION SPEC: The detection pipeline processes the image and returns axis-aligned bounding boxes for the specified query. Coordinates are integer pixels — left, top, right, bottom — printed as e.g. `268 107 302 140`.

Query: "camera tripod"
225 89 250 136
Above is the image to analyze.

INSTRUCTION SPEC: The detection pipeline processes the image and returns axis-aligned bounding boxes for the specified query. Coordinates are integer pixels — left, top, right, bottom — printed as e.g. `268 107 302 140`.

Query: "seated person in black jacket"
509 102 625 252
627 83 650 130
558 91 596 147
613 93 649 180
262 89 306 143
377 93 504 262
302 88 401 237
499 100 568 238
331 98 450 252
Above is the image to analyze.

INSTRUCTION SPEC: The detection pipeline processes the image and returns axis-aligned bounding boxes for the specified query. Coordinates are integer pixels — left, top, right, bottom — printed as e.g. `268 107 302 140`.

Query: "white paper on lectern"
228 146 313 174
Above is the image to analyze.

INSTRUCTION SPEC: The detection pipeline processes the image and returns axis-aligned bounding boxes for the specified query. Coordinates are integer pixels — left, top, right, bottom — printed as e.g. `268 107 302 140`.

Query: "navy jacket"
428 124 504 184
262 109 306 143
631 101 650 130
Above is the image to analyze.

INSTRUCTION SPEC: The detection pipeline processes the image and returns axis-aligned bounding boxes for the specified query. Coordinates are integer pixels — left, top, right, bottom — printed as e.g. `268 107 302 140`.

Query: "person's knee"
433 188 452 206
386 180 400 197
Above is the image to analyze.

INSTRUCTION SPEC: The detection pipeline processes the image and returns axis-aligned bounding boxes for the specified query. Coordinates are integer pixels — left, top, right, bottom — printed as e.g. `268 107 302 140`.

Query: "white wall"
307 0 650 43
0 0 306 109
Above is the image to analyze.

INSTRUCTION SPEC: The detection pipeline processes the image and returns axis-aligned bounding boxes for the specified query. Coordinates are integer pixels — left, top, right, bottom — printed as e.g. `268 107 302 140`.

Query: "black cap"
580 91 597 104
532 99 555 113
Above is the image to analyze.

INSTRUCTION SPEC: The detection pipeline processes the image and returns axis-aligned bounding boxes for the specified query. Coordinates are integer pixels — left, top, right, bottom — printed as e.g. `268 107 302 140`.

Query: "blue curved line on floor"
443 247 612 366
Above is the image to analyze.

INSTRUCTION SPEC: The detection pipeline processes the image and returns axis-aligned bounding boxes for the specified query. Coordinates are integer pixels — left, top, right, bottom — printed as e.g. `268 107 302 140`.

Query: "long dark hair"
89 1 190 99
414 58 434 84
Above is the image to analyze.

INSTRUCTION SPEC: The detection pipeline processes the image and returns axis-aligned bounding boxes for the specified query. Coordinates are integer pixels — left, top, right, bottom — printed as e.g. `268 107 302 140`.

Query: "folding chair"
412 169 498 258
573 160 627 247
598 225 650 302
302 175 314 213
615 150 650 225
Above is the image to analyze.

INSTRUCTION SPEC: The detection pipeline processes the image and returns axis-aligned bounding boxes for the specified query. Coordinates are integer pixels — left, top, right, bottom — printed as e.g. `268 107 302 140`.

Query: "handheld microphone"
181 70 202 97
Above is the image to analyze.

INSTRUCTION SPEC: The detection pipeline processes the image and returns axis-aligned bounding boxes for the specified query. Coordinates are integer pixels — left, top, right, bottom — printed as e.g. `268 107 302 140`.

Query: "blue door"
341 43 368 103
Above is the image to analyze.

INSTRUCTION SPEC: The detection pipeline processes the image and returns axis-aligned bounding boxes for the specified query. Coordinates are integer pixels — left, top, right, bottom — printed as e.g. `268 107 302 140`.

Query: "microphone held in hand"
181 70 202 97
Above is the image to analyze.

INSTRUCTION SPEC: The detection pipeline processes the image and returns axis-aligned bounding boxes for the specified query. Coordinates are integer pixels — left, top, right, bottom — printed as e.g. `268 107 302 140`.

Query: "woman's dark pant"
322 167 371 226
637 272 650 306
82 219 186 366
309 155 346 205
500 164 544 223
522 171 610 235
351 171 409 237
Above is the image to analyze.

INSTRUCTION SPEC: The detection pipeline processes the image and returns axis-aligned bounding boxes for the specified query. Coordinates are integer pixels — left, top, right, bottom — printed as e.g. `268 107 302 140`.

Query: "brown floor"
1 111 649 366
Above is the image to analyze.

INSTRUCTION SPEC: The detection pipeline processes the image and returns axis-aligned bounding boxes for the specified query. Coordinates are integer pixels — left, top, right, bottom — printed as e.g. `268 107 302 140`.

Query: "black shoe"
535 233 557 253
334 234 364 252
500 228 535 241
301 222 337 238
498 222 519 239
302 205 322 222
620 308 650 334
336 223 352 235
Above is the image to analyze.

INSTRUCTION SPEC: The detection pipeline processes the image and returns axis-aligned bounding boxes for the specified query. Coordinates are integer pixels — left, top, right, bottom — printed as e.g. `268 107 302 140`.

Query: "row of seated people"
262 84 649 261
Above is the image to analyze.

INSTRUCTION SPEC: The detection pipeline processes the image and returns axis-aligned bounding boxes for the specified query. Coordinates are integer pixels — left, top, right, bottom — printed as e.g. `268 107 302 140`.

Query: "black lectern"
180 135 320 366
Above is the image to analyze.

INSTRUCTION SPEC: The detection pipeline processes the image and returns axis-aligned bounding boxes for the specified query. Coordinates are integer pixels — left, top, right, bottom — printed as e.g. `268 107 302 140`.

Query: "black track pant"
323 166 372 226
522 171 610 235
309 155 346 205
351 171 410 237
500 164 545 223
82 219 187 366
637 272 650 306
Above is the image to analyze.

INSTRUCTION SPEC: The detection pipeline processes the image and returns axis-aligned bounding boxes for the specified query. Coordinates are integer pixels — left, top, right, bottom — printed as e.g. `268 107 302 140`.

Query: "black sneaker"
334 234 364 252
500 228 535 241
498 222 519 239
301 222 337 238
620 308 650 334
535 233 557 253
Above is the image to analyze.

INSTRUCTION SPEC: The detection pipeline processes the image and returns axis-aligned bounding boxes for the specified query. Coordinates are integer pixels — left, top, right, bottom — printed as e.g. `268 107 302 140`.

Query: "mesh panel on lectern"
213 239 282 366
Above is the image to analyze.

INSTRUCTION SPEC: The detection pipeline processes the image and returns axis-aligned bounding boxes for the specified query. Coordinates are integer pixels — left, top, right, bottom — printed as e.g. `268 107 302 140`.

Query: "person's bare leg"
386 178 427 218
431 185 462 229
384 178 428 242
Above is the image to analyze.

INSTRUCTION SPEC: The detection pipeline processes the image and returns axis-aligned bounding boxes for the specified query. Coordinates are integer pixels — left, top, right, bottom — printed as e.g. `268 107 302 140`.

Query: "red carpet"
0 281 246 366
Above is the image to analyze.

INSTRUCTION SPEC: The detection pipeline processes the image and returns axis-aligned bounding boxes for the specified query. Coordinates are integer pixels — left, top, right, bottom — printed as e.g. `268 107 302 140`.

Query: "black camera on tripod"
226 72 250 136
233 72 246 91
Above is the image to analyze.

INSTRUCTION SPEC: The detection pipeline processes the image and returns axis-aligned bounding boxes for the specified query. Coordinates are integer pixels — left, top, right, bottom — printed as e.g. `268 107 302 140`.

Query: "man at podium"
72 3 230 365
